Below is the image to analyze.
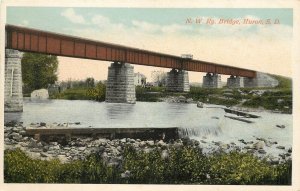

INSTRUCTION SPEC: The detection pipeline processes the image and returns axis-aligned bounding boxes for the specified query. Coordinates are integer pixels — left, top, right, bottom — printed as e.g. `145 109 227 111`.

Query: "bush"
4 147 291 184
135 86 166 102
208 152 278 184
86 82 106 102
271 75 292 89
4 149 61 183
50 88 91 100
4 149 119 183
50 82 106 101
242 90 292 113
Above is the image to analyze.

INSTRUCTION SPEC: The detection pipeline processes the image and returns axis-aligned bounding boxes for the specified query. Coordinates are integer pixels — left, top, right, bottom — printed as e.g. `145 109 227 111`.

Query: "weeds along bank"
49 84 292 114
4 143 292 184
4 123 292 184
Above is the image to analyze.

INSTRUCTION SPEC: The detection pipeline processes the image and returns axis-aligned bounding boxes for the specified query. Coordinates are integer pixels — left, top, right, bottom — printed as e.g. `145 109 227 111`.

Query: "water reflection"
165 102 189 115
4 112 22 123
105 103 135 119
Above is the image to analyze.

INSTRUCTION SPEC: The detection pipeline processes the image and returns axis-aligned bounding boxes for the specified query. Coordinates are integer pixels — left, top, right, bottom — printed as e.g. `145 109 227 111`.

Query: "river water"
5 99 293 156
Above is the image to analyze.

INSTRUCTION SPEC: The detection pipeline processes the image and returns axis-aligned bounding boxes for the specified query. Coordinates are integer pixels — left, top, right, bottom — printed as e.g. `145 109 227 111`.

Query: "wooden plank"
224 115 254 123
224 108 261 118
26 127 180 141
26 127 178 134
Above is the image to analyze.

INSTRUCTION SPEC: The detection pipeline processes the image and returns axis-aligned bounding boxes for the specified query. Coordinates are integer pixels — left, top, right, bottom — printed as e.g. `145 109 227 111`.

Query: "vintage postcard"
1 0 299 191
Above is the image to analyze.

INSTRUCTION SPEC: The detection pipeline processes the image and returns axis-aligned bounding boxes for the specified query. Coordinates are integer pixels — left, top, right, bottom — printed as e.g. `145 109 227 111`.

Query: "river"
5 99 293 156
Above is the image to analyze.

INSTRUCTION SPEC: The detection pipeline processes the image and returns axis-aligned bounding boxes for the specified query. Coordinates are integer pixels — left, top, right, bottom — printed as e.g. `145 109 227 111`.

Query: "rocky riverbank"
196 135 292 165
4 122 292 166
4 122 198 166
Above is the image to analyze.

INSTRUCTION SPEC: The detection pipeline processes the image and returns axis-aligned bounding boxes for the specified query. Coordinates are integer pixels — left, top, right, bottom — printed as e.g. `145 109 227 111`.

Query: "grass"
50 87 93 100
241 89 292 113
135 86 166 102
271 75 292 89
4 147 291 184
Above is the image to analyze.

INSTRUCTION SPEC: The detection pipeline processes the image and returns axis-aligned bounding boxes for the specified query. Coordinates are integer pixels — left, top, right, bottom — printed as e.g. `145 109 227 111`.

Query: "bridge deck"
5 24 256 78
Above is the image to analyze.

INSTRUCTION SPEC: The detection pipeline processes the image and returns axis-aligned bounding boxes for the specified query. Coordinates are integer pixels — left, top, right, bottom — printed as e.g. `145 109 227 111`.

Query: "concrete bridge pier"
227 75 244 88
4 49 23 112
244 72 279 88
202 73 222 88
105 62 136 104
166 69 190 92
243 77 257 87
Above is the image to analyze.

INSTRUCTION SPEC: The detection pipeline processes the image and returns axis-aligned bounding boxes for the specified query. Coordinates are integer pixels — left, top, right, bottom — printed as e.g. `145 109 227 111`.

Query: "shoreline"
4 122 292 165
24 96 293 114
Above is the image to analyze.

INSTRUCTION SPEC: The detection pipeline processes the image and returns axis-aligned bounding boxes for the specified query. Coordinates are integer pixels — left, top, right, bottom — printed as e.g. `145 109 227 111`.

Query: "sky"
6 7 293 82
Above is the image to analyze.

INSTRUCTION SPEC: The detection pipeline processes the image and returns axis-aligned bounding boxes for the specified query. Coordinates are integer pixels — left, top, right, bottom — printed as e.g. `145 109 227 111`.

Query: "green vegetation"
136 85 292 113
52 84 292 113
136 86 166 102
4 147 291 184
50 81 106 101
86 82 106 101
272 75 292 89
187 87 242 106
22 53 58 95
49 75 292 113
242 89 292 113
50 87 93 100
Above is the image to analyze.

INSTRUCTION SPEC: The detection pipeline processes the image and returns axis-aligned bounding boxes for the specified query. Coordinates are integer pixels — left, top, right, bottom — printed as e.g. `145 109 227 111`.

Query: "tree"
151 70 167 87
85 77 95 88
86 81 106 101
21 53 58 94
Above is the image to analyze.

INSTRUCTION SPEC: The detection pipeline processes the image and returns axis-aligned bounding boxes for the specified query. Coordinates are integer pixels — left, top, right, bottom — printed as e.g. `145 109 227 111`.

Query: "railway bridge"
4 25 272 112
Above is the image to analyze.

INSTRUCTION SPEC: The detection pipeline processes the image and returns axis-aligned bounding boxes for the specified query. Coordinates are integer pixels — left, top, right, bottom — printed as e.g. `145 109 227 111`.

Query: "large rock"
161 150 169 159
121 170 131 179
258 149 266 154
31 89 49 100
276 146 285 150
253 141 265 150
28 138 38 148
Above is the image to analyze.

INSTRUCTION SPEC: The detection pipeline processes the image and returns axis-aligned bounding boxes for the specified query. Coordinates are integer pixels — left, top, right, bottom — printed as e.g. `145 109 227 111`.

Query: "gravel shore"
4 122 292 166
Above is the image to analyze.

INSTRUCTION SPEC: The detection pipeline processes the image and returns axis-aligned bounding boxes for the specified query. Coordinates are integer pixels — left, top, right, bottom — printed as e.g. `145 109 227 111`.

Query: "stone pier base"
4 49 23 112
202 73 222 88
105 62 136 104
244 72 279 88
166 69 190 92
227 75 244 88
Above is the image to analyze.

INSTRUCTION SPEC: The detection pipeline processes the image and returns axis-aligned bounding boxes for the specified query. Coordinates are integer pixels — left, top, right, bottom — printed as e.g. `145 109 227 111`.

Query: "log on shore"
224 108 260 118
25 127 180 141
224 115 254 123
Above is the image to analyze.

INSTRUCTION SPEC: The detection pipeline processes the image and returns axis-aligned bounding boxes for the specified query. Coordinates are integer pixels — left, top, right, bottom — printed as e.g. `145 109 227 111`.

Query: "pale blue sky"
7 7 293 36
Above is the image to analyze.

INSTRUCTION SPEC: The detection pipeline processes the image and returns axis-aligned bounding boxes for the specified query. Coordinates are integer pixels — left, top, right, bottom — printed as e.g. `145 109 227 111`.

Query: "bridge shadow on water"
105 103 135 120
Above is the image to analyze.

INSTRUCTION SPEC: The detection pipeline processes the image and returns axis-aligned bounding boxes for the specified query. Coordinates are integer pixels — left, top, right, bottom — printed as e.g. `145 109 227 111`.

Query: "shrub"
4 147 292 185
86 82 106 101
4 149 61 183
208 151 278 184
51 88 91 100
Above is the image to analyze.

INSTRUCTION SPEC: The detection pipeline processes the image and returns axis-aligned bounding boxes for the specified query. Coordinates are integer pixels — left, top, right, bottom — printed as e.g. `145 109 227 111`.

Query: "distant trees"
21 53 58 94
151 71 167 87
58 78 96 90
85 77 95 88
